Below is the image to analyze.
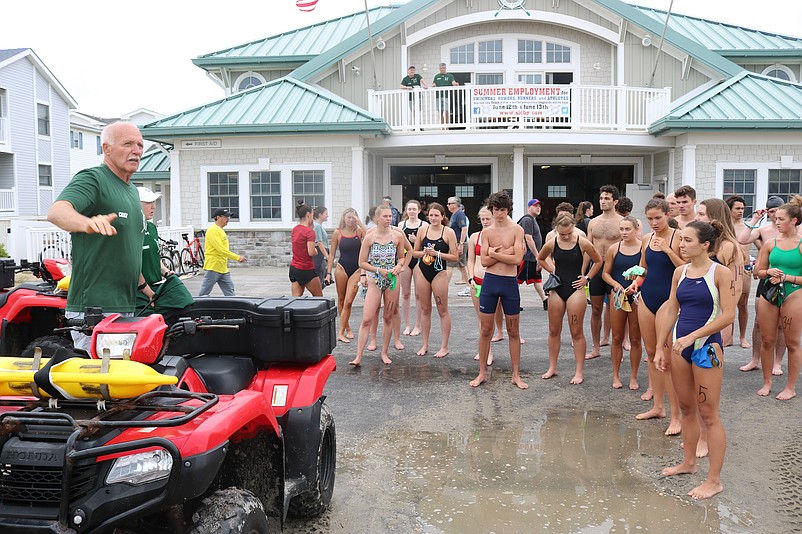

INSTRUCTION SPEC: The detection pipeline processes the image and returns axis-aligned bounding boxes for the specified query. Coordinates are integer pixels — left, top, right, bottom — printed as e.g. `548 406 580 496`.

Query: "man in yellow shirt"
198 208 247 296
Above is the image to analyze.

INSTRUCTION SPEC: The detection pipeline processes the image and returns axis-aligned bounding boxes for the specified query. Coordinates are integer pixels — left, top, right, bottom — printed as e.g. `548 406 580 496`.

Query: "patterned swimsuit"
368 240 398 290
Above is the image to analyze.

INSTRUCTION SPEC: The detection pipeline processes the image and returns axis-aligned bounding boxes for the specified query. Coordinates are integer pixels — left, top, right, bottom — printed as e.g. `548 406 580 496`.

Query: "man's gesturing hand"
85 213 118 236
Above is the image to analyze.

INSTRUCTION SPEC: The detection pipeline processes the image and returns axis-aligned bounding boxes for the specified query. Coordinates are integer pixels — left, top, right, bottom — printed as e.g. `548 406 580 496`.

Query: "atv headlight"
94 333 137 359
106 449 173 485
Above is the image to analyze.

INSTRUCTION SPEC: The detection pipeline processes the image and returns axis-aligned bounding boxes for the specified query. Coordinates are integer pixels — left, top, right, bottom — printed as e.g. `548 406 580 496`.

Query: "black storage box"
167 296 337 364
0 259 15 289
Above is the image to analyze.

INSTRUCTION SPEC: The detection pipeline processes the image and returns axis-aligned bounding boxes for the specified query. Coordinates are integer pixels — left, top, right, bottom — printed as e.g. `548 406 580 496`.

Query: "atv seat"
187 355 256 395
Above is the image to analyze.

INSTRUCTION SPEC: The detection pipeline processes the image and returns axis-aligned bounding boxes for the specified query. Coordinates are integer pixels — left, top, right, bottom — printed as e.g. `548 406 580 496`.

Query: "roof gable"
140 77 387 139
650 72 802 134
0 48 78 108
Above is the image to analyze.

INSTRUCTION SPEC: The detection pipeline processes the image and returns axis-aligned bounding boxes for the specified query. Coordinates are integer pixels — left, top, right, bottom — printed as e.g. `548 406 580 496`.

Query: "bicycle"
158 237 181 274
180 230 205 274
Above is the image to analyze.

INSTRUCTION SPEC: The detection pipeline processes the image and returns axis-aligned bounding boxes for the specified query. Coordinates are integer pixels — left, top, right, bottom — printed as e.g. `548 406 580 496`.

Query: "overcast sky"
3 0 800 118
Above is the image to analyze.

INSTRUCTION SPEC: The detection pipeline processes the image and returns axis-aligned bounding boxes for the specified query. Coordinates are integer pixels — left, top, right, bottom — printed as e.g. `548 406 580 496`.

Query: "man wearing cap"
518 199 548 310
382 195 401 227
198 208 247 297
737 195 795 374
447 196 470 287
48 122 146 351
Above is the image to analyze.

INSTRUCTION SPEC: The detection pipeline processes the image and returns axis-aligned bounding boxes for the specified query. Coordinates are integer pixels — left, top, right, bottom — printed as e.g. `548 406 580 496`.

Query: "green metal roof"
193 6 401 69
634 5 802 57
140 77 388 140
132 149 171 181
649 72 802 134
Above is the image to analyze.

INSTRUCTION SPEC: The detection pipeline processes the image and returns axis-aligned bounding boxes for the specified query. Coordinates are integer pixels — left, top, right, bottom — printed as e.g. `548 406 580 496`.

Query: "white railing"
0 188 14 212
368 84 671 133
0 117 7 145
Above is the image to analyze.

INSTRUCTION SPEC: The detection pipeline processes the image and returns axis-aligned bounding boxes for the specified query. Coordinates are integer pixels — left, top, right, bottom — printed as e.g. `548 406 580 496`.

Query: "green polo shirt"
57 164 144 313
433 72 456 87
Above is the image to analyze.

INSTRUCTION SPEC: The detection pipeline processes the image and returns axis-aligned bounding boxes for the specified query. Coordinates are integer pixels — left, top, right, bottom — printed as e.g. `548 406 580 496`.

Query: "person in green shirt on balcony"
432 63 459 127
400 65 428 128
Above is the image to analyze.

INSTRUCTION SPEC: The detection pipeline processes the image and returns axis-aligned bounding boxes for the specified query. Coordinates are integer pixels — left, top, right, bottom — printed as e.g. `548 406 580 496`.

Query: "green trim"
718 50 802 58
192 56 314 68
132 172 170 181
650 119 802 135
142 123 388 138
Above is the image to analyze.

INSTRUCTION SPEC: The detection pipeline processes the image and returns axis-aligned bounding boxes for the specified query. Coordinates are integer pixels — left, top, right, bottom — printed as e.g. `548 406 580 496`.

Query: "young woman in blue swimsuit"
412 203 458 358
350 205 409 366
328 208 366 343
633 198 685 436
655 220 735 500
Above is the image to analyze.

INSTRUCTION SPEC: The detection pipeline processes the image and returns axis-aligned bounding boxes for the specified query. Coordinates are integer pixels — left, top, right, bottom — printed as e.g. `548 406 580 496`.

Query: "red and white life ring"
296 0 319 12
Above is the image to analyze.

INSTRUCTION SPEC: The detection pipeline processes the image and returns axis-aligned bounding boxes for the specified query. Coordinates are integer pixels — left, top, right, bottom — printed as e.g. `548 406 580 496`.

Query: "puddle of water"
390 410 749 533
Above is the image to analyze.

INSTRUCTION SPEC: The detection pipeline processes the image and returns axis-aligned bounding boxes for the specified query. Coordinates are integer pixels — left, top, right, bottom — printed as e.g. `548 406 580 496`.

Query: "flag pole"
363 0 379 90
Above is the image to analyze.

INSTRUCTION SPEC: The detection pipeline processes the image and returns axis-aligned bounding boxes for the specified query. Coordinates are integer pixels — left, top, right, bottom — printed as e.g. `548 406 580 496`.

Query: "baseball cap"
212 208 232 218
766 196 784 209
137 186 161 202
528 199 541 207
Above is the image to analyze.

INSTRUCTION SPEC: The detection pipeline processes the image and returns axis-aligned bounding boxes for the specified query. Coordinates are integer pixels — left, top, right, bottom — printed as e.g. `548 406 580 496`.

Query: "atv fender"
251 354 336 418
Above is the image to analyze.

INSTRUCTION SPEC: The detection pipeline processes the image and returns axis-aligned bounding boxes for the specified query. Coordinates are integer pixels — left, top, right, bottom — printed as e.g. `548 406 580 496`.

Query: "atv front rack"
0 389 218 438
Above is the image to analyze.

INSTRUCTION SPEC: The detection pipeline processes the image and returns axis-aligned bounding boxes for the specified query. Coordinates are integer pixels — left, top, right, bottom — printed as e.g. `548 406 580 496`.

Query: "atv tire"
21 335 73 358
288 402 336 518
188 488 268 534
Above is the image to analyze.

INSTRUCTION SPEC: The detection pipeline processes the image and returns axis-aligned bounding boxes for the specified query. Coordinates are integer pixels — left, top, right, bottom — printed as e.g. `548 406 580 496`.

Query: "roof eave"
141 122 389 140
192 55 315 69
717 50 802 59
132 171 171 181
650 119 802 135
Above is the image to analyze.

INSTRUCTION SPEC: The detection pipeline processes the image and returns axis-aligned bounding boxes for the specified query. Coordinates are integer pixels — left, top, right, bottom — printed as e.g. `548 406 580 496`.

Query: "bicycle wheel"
160 255 175 273
170 251 182 274
197 246 205 269
180 248 197 275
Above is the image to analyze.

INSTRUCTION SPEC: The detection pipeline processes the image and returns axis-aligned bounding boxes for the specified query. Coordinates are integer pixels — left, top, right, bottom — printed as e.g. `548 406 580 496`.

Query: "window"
762 64 796 82
419 186 438 197
478 40 503 64
238 76 262 92
450 44 475 65
37 103 50 136
38 165 52 187
768 169 802 201
455 185 474 198
208 171 239 220
548 185 567 197
518 40 542 63
70 130 83 149
517 73 544 84
476 73 504 85
723 169 756 214
96 135 102 155
251 171 281 220
546 42 571 63
292 170 325 210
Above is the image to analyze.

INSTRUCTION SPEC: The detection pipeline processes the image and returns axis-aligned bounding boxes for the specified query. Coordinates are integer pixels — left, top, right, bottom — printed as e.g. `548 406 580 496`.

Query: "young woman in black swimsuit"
328 208 366 343
412 203 458 358
398 200 427 336
537 213 602 385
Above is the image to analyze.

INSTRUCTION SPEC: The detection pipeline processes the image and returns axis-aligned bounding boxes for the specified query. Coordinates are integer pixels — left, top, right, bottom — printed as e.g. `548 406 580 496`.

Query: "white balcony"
0 117 7 145
368 84 671 133
0 188 14 212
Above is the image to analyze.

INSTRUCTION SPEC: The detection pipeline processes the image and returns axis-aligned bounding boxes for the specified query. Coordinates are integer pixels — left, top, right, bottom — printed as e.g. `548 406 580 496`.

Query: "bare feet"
470 373 488 387
601 339 610 347
381 353 392 365
337 335 351 343
585 351 601 360
757 384 772 397
409 328 421 337
491 334 504 343
348 358 361 366
612 377 623 389
416 346 428 357
487 353 494 366
665 420 682 436
640 388 653 401
394 340 405 351
623 340 631 351
541 369 558 380
402 327 411 336
662 462 697 477
681 440 709 458
474 353 480 360
512 375 529 389
433 349 449 358
739 361 760 372
570 374 584 385
629 379 639 391
635 407 665 420
366 342 377 351
772 364 784 376
689 481 724 500
345 331 354 339
520 337 526 344
740 338 751 349
776 388 797 401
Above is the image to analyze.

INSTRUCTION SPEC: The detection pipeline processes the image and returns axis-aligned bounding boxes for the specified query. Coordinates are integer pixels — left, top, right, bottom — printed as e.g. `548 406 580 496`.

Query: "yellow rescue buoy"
56 274 70 292
0 356 177 399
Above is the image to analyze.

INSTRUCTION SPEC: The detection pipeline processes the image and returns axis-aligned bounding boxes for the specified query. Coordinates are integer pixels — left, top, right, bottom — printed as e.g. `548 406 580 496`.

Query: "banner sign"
471 86 570 119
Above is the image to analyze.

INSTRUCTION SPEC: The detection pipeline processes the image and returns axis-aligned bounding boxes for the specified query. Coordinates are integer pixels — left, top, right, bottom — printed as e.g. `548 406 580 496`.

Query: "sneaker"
542 300 548 311
457 287 471 297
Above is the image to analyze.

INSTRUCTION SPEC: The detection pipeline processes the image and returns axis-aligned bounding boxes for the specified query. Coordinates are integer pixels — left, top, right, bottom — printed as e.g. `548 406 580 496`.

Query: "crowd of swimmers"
288 185 802 501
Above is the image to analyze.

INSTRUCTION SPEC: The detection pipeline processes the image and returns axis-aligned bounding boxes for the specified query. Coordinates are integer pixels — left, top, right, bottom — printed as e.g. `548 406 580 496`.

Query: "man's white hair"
100 121 134 146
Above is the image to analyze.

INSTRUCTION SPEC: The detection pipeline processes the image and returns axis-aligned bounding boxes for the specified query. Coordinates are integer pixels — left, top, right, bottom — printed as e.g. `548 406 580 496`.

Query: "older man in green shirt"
432 62 459 126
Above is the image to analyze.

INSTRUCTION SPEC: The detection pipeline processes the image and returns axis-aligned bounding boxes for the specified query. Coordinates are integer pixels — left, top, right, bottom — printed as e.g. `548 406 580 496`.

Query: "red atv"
0 296 337 533
0 258 72 357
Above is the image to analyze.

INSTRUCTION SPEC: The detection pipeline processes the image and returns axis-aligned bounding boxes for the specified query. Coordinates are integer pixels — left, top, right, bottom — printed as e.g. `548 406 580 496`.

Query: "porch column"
681 144 696 189
169 150 182 227
352 146 365 215
513 146 525 218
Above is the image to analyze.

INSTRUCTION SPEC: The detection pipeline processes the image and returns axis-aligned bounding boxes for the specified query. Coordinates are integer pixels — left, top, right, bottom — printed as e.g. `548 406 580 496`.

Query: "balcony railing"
0 188 14 212
368 84 671 133
0 117 7 144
